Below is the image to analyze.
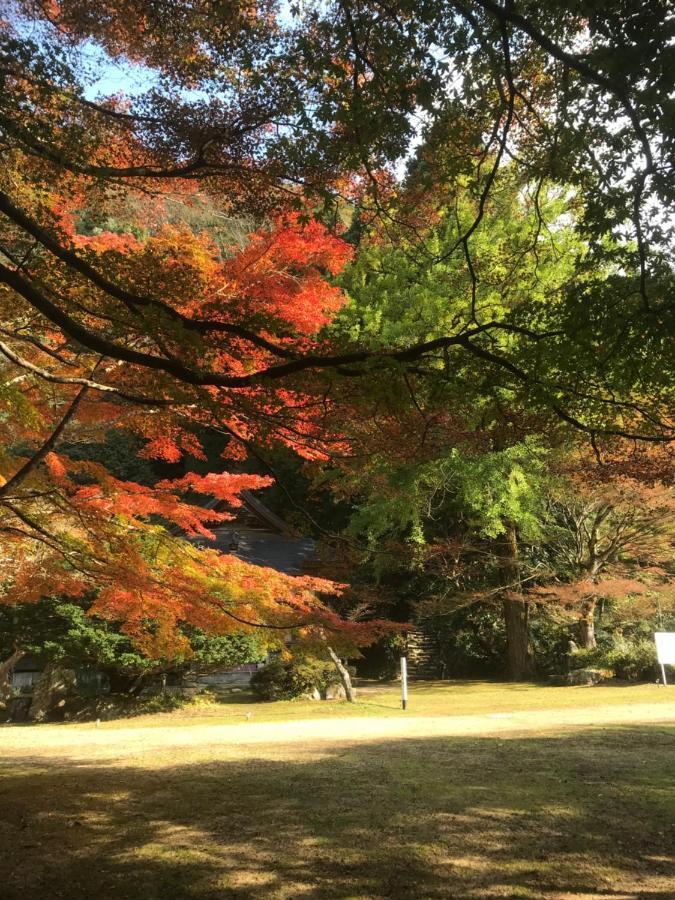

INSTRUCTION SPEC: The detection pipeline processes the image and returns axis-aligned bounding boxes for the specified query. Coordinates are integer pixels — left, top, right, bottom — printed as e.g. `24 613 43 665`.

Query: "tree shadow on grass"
0 725 673 899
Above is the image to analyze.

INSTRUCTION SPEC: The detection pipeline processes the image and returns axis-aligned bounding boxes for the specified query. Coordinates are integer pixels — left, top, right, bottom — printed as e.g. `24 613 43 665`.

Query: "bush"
59 691 192 722
250 657 345 701
571 639 658 682
529 612 573 676
428 605 507 678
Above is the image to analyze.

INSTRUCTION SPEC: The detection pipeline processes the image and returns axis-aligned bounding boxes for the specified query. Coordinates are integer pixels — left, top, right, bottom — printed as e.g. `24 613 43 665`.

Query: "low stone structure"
548 667 614 686
181 664 262 697
26 663 77 721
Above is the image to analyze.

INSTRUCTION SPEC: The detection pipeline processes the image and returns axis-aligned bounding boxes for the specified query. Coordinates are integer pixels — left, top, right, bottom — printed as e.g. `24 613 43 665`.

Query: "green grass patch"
1 682 673 898
89 678 675 729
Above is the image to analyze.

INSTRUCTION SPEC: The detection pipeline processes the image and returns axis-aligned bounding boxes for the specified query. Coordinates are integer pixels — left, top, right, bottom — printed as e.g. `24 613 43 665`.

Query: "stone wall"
181 664 261 696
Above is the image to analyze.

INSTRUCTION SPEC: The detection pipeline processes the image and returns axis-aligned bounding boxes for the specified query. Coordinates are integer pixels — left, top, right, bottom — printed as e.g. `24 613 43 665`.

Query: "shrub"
60 691 192 722
529 612 574 676
250 657 345 701
425 604 507 678
571 639 658 682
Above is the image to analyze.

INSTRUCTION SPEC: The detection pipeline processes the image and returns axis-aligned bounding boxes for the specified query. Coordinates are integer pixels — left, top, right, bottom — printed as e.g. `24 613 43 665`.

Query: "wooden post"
660 662 668 686
401 655 408 710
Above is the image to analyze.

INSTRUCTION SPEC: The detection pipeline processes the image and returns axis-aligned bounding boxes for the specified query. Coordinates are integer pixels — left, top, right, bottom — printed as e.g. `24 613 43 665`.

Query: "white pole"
401 655 408 710
661 663 668 686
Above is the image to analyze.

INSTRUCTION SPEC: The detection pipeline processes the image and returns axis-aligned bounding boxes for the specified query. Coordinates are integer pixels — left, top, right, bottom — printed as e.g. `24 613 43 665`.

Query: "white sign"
655 633 675 665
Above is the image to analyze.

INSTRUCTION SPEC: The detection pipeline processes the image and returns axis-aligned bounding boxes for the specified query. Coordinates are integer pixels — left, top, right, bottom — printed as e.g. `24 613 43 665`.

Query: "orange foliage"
0 165 368 654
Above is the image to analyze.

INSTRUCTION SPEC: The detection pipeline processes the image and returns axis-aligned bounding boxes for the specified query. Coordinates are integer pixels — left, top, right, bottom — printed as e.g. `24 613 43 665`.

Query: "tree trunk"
502 596 533 681
577 597 597 649
327 646 355 702
498 525 534 681
0 649 24 701
28 662 76 722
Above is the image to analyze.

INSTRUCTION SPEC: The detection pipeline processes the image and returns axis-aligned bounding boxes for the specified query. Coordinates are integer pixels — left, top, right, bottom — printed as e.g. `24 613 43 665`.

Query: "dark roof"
239 491 295 536
206 527 315 575
191 491 315 575
14 654 41 672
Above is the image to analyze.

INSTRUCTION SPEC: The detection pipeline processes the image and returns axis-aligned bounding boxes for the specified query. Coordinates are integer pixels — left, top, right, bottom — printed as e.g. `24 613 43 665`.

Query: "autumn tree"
0 1 672 677
533 469 675 650
0 1 671 444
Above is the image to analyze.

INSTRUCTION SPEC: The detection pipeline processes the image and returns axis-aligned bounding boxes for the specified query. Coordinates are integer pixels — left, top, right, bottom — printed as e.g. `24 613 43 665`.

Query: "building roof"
206 527 316 575
195 490 315 575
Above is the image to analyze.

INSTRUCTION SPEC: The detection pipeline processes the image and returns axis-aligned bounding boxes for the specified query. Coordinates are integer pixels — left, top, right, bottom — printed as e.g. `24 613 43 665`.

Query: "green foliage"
0 597 150 671
61 429 156 485
334 176 565 563
339 175 581 353
427 606 507 678
528 613 576 676
250 657 345 701
572 640 659 682
188 629 266 669
0 379 41 429
0 597 265 679
336 170 596 433
449 443 549 541
347 440 549 565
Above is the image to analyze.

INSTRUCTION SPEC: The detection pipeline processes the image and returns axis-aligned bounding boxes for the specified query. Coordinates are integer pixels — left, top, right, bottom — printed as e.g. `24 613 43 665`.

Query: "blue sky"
76 0 299 101
77 41 158 100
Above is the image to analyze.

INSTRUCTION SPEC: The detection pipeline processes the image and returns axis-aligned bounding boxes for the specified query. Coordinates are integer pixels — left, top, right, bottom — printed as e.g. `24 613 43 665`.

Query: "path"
2 701 673 762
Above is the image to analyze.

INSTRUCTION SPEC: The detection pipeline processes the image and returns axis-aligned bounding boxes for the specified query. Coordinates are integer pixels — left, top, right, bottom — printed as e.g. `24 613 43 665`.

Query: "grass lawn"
21 677 673 729
1 681 674 899
147 678 675 726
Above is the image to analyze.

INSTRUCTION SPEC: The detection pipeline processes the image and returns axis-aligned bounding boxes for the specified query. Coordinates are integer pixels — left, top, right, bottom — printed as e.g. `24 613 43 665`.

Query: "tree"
533 474 675 649
0 2 672 667
328 172 578 679
0 1 671 443
0 595 267 700
0 177 402 655
340 439 550 679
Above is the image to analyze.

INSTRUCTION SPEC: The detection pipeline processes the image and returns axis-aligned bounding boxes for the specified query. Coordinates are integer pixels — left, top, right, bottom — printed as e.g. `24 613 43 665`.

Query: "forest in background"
0 0 673 711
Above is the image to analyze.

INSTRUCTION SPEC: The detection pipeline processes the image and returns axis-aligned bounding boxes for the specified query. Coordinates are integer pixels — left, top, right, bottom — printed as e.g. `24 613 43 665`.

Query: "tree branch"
0 338 170 405
0 384 88 498
0 191 296 358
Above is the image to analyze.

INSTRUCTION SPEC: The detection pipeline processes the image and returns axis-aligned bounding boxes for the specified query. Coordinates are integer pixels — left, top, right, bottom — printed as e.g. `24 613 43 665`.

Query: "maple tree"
530 469 675 650
0 196 403 662
0 145 392 663
0 1 673 684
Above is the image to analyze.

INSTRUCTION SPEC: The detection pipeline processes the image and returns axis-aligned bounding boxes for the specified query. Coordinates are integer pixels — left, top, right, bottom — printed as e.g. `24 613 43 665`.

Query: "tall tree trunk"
327 646 355 702
498 525 534 681
502 597 533 681
0 649 24 701
577 597 597 649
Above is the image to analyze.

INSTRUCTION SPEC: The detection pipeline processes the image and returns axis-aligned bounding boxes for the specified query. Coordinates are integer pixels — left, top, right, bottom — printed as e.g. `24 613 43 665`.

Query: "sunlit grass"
2 682 673 898
88 678 675 729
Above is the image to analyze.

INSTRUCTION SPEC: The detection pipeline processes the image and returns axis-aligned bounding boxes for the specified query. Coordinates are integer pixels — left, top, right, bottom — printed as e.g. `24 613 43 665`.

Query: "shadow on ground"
0 725 673 899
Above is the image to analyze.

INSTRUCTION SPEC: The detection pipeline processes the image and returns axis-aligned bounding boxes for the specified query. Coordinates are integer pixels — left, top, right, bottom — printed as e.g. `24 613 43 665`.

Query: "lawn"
20 677 674 729
1 681 674 899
